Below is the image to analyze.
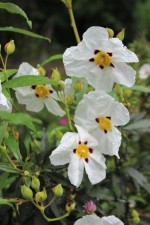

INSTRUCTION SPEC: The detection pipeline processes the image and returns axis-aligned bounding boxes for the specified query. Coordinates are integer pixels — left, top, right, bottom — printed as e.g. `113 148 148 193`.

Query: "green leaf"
126 168 150 193
0 27 51 42
40 54 63 67
5 135 22 163
0 198 14 209
0 69 17 82
3 75 56 89
0 162 20 173
0 2 32 29
0 112 42 132
124 85 150 93
0 121 8 145
125 119 150 130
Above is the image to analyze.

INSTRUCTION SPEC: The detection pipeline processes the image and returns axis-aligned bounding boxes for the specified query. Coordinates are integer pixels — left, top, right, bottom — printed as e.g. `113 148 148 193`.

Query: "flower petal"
0 93 12 112
44 97 65 116
101 215 124 225
74 215 101 225
91 126 121 157
68 154 84 187
75 125 98 147
113 62 136 87
50 132 79 166
84 153 106 185
14 62 38 77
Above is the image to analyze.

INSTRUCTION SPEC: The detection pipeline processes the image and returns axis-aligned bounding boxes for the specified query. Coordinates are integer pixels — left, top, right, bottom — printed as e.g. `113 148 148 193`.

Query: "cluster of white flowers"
50 26 138 189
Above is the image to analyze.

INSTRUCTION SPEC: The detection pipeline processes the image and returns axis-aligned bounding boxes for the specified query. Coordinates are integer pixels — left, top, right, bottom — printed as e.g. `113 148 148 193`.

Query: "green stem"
41 209 70 222
65 103 74 131
44 196 56 209
4 150 22 173
67 3 80 44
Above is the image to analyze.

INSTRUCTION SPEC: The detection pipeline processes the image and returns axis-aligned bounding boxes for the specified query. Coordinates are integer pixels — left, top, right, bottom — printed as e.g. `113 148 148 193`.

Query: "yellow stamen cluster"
94 51 112 67
76 144 89 159
35 85 50 98
98 117 112 132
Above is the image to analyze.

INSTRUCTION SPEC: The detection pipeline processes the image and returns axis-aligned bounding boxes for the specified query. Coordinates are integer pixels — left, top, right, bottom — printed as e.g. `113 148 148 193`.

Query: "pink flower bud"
60 117 67 126
83 200 96 214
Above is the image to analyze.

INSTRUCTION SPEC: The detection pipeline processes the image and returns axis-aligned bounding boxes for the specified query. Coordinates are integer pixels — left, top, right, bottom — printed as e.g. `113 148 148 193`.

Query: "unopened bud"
115 84 125 102
58 81 65 91
35 188 47 202
21 185 33 200
31 176 40 192
51 68 61 82
74 81 84 92
0 145 6 152
53 184 63 197
66 200 76 212
55 130 63 140
131 209 140 224
37 65 46 76
66 95 74 104
4 40 15 55
116 29 125 41
106 27 114 38
24 171 30 176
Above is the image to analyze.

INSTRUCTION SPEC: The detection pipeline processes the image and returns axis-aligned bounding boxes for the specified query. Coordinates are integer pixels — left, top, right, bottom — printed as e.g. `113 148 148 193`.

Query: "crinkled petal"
83 26 109 49
68 154 84 187
75 125 98 147
84 154 106 185
101 215 124 225
15 62 38 77
44 97 65 116
91 126 121 157
0 93 12 112
113 62 136 87
74 214 101 225
50 132 79 165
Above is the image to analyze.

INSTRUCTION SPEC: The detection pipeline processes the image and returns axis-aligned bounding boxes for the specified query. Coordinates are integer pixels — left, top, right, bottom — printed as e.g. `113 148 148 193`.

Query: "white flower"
63 26 138 92
74 214 124 225
14 62 65 116
58 78 74 104
0 82 12 112
139 64 150 79
50 125 106 187
74 91 130 157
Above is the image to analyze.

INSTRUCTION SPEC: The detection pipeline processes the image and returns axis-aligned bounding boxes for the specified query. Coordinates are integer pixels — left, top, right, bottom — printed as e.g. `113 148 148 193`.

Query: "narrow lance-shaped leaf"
40 54 63 67
0 27 51 42
0 198 14 209
0 121 8 145
5 135 22 163
0 163 20 174
0 2 32 29
0 69 17 82
3 75 56 89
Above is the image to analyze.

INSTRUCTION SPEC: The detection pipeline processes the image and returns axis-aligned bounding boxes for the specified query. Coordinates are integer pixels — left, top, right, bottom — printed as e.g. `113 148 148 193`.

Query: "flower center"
35 85 50 98
96 117 112 133
94 51 111 67
89 50 114 69
76 144 90 159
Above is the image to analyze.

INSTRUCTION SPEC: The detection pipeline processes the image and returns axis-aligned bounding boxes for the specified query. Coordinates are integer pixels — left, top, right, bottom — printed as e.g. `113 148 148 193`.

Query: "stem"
67 3 80 44
4 150 22 173
44 196 56 209
41 209 70 222
65 103 74 131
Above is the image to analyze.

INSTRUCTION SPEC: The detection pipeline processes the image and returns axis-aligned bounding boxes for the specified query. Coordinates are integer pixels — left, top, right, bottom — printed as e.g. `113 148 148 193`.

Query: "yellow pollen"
35 85 50 98
94 51 111 67
98 117 112 132
76 144 89 159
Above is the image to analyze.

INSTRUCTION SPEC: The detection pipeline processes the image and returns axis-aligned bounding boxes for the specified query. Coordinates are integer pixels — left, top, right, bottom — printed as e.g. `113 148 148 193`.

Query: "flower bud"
31 176 40 192
106 27 114 38
66 95 74 104
116 29 125 41
24 171 30 177
4 40 15 55
65 200 76 212
83 200 96 214
115 84 125 102
55 129 63 140
51 68 61 82
53 184 63 197
35 188 47 202
58 81 65 91
0 145 6 152
37 65 46 77
74 81 84 92
21 185 33 200
131 209 140 224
